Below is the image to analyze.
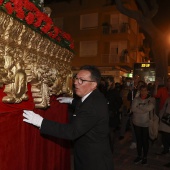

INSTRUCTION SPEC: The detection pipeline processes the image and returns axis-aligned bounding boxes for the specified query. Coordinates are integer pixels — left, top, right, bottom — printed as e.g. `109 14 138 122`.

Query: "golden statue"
0 11 74 108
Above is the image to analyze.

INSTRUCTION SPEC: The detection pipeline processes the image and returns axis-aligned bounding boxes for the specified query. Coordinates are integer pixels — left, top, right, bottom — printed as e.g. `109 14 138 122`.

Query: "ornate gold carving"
0 11 74 108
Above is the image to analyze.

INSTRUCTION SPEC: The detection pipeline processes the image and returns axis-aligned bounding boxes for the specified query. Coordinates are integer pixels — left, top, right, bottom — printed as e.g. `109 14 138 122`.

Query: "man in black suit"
23 65 114 170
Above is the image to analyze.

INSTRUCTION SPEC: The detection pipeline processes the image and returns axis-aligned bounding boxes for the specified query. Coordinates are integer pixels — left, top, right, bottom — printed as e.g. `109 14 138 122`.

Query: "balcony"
102 23 130 35
101 54 129 63
101 53 133 72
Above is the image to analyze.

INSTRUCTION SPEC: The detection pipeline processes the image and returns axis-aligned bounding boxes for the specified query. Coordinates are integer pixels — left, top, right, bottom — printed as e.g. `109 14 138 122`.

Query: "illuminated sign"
134 63 155 69
141 64 150 67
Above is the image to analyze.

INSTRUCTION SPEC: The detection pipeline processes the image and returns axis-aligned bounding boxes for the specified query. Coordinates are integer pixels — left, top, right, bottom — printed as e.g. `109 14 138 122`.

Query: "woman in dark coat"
105 76 122 129
105 76 122 152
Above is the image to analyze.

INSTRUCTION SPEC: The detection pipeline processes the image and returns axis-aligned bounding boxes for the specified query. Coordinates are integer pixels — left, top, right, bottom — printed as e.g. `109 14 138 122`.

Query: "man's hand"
56 97 73 104
23 110 43 128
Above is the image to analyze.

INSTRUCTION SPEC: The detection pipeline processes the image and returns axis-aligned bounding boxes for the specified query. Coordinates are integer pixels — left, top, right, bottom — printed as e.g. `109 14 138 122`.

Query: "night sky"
153 0 170 32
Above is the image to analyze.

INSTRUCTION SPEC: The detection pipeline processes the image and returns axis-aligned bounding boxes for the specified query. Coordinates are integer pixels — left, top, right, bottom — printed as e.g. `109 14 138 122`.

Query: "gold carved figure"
0 11 74 108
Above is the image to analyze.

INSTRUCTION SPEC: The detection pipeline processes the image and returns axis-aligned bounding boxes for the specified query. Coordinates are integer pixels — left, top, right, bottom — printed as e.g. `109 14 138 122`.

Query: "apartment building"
48 0 147 82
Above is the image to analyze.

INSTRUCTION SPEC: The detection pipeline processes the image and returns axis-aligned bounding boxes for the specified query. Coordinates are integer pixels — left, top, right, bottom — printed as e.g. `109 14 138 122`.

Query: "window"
109 41 128 63
110 14 128 33
110 14 119 33
80 13 98 30
80 41 98 57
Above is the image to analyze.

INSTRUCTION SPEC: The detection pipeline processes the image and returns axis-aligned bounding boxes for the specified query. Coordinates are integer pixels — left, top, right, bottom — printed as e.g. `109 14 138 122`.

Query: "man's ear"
92 82 97 89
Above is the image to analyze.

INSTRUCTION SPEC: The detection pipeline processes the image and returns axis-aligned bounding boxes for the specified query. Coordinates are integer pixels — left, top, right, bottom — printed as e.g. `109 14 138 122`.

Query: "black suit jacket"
40 89 114 170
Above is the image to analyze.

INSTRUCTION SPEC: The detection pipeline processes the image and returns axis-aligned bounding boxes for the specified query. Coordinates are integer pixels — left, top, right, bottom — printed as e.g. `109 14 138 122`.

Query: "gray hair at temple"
80 65 101 85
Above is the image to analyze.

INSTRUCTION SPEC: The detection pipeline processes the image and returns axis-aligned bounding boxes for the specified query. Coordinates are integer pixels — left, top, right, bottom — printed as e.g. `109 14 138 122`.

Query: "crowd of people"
22 64 170 169
98 74 170 166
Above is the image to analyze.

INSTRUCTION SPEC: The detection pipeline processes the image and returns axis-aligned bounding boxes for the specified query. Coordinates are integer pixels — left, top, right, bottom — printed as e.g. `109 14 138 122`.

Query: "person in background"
23 65 114 170
105 76 122 152
128 80 146 100
127 76 146 149
98 77 107 96
154 77 170 155
119 77 132 140
132 84 155 165
147 83 154 96
115 82 122 93
153 77 170 113
158 97 170 155
159 97 170 167
105 76 122 130
127 75 140 101
114 81 123 125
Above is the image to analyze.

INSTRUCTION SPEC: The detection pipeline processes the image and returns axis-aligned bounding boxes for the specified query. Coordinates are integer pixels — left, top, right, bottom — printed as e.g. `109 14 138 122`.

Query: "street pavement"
71 130 170 170
113 130 170 170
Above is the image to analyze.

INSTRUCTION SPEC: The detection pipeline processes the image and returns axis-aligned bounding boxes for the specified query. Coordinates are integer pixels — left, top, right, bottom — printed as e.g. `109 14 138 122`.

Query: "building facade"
48 0 147 82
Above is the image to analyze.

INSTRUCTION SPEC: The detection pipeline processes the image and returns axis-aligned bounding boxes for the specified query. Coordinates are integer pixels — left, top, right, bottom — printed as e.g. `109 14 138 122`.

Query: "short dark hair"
107 76 114 83
80 65 101 85
125 77 131 81
139 84 148 91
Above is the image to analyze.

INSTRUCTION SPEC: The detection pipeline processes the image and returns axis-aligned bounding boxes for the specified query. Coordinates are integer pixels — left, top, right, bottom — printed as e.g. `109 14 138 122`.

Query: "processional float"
0 0 74 108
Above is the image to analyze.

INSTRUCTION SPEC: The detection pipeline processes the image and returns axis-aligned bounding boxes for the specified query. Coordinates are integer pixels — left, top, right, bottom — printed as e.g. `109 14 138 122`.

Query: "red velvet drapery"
0 84 71 170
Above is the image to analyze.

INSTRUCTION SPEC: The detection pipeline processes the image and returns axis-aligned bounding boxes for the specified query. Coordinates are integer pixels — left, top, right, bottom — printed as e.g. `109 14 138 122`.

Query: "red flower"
33 10 43 27
25 12 35 25
5 2 14 15
15 8 25 20
0 0 4 5
43 14 53 25
51 26 60 38
48 26 60 39
24 0 35 11
13 0 23 7
56 36 61 42
70 42 74 49
33 19 42 27
48 32 53 38
40 23 52 33
62 32 72 41
0 0 74 51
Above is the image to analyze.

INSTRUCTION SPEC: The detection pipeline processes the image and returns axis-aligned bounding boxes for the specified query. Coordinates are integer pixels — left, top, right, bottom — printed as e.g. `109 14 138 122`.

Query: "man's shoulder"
91 89 104 98
89 89 107 102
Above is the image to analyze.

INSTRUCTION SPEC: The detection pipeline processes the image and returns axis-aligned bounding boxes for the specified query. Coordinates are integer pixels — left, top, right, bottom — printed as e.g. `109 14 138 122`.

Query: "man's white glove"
56 97 73 104
23 110 43 128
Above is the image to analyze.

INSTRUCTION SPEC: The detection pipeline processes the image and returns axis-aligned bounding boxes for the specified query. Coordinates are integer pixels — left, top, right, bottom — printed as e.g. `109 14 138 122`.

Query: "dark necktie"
73 99 82 115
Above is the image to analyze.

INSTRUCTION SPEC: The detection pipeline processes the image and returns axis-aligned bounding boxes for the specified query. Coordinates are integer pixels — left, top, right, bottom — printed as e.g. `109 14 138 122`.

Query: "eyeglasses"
74 77 95 85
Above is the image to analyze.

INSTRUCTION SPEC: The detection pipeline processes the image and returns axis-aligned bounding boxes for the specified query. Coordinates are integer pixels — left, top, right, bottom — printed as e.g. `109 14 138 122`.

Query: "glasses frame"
74 77 95 85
